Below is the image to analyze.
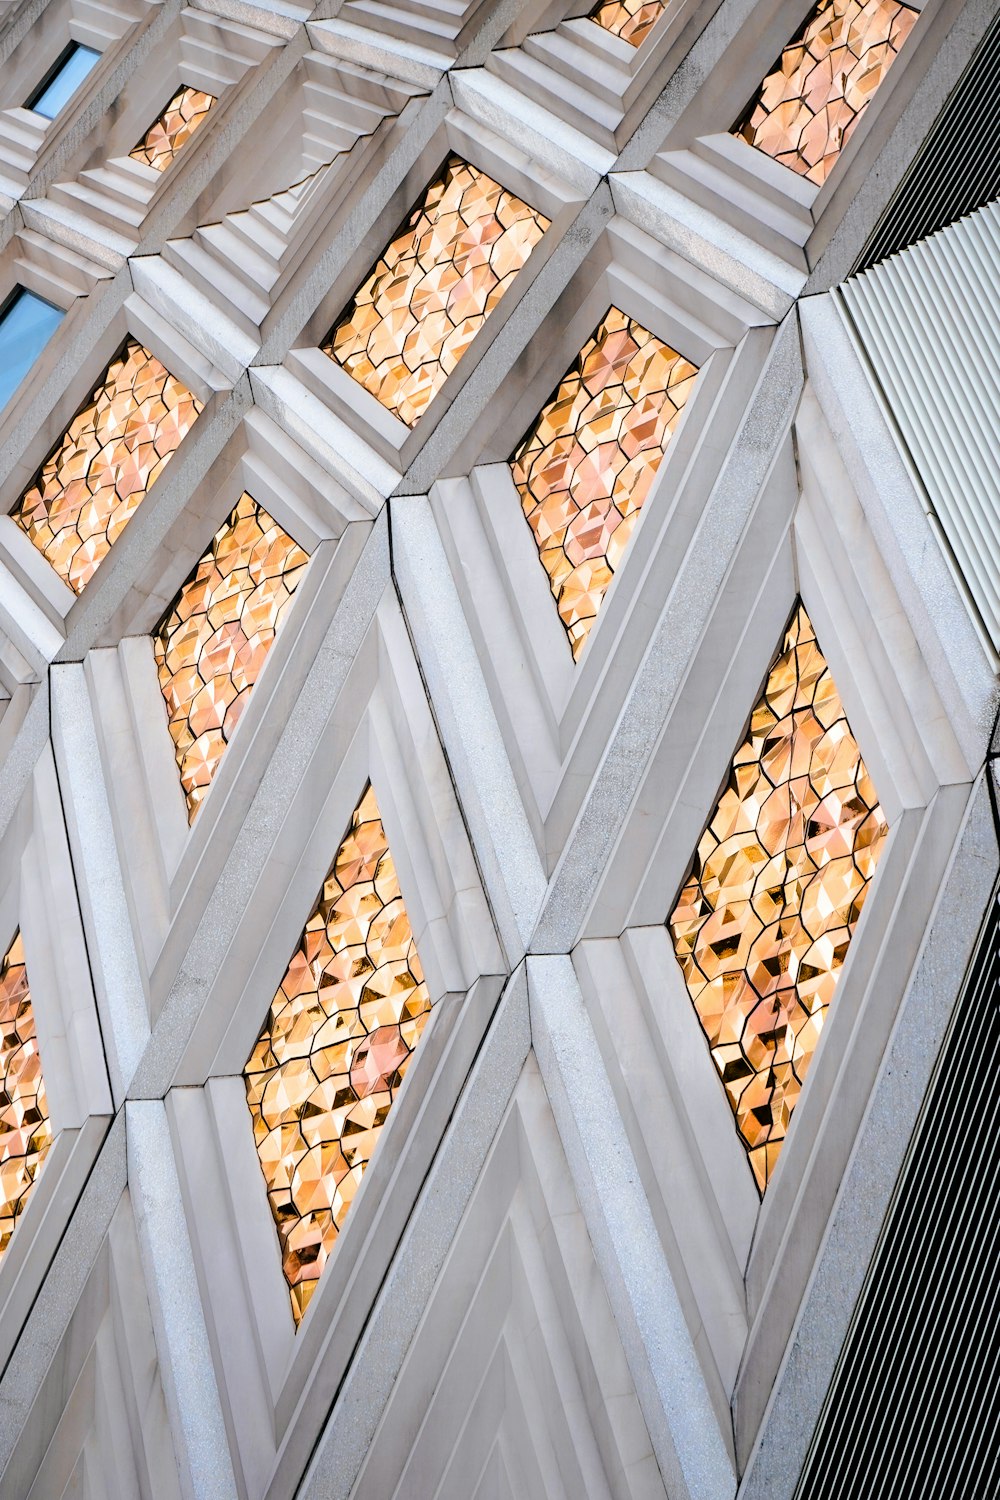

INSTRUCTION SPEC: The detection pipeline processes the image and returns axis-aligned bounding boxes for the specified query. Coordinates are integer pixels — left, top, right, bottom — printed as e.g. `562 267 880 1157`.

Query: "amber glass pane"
244 786 432 1325
589 0 668 47
734 0 918 186
324 156 549 428
669 605 888 1192
129 85 217 173
0 933 52 1260
153 493 308 823
12 341 203 594
511 308 697 659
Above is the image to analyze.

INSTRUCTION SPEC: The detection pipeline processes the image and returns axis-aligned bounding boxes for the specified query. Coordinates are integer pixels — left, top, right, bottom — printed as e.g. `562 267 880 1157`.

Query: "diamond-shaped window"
0 932 53 1260
669 604 888 1192
510 307 698 659
153 491 309 822
324 155 549 428
244 786 432 1325
732 0 918 187
129 85 217 173
12 340 203 595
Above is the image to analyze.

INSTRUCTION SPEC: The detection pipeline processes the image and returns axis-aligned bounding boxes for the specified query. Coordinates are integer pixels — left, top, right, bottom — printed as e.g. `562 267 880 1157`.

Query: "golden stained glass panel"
510 307 698 658
0 932 52 1261
733 0 918 186
244 786 431 1325
153 492 309 823
669 605 888 1192
129 85 217 173
589 0 668 47
324 156 549 428
12 341 203 595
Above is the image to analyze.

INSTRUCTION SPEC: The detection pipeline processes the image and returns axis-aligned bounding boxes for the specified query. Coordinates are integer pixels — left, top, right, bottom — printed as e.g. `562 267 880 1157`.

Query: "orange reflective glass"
0 933 52 1261
244 787 432 1324
154 492 309 822
325 156 548 428
13 341 202 594
130 85 216 172
511 308 697 658
734 0 918 185
669 606 888 1191
589 0 668 47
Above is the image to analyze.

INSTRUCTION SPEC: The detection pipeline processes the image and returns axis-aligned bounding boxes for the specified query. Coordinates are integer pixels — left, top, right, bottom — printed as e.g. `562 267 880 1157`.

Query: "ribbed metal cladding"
853 6 1000 273
841 200 1000 657
795 877 1000 1499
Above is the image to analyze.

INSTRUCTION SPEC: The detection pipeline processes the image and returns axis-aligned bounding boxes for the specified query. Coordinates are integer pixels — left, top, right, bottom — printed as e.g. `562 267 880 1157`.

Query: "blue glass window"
0 290 64 410
27 43 100 120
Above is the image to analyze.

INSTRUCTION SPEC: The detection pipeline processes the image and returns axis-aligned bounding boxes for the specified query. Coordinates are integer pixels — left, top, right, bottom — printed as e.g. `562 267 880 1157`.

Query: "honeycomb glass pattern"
244 786 432 1325
153 493 309 823
12 341 203 594
510 308 698 659
0 933 52 1261
669 605 888 1192
589 0 668 47
324 156 549 428
129 85 217 172
733 0 918 186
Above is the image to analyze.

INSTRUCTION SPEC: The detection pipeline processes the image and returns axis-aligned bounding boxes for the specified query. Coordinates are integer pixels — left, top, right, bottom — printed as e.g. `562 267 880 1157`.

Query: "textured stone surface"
0 4 990 1498
528 953 737 1500
128 1100 240 1500
297 967 531 1500
532 314 805 953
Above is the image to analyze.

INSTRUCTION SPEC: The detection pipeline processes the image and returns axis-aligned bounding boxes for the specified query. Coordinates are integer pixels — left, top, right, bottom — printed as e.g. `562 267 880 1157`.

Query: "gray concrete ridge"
0 0 992 1496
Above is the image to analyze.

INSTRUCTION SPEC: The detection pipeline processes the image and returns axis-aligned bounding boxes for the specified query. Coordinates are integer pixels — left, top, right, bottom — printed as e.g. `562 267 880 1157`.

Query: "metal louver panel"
853 5 1000 273
795 877 1000 1499
841 201 1000 657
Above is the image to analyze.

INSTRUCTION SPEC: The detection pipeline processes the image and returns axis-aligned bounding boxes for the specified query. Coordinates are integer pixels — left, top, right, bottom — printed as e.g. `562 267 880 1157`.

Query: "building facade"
0 0 995 1494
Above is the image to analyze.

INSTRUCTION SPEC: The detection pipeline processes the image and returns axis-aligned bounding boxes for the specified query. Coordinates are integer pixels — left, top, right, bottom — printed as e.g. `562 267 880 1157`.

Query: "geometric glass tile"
323 155 549 429
11 341 203 595
129 85 217 173
668 605 889 1192
153 492 309 823
244 785 432 1326
589 0 667 48
0 932 52 1262
733 0 918 186
510 307 698 659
